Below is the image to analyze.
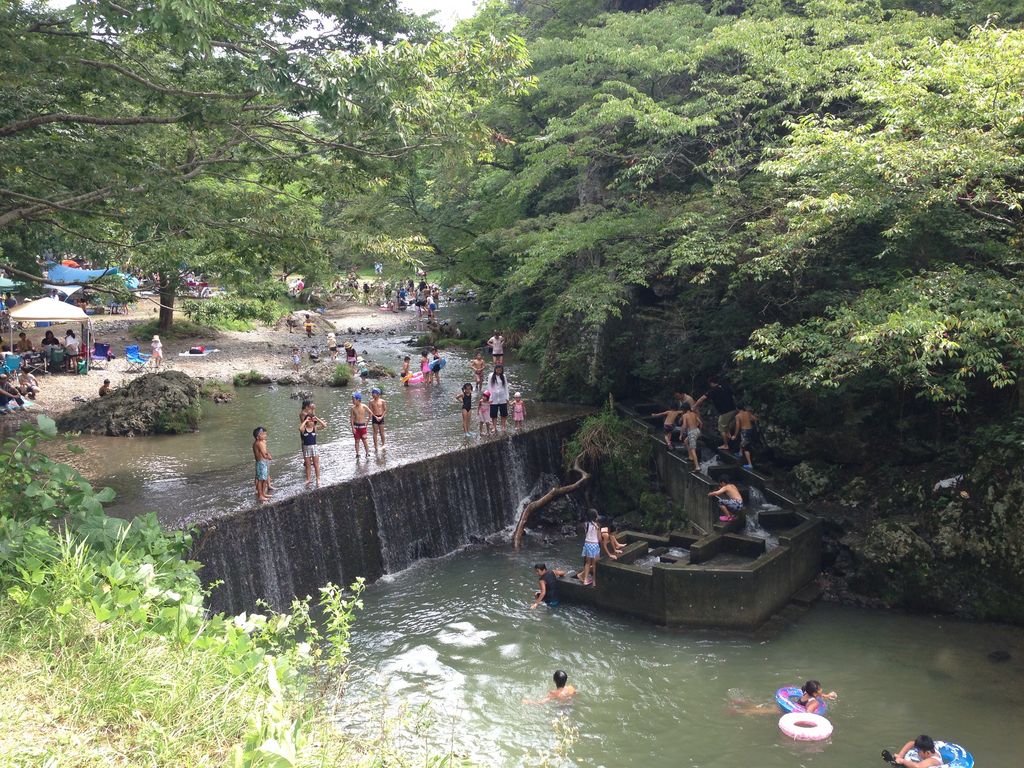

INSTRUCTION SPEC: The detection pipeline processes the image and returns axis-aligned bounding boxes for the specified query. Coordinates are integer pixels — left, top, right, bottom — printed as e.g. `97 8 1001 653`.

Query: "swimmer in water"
728 679 837 715
884 735 942 767
523 670 576 704
796 680 837 714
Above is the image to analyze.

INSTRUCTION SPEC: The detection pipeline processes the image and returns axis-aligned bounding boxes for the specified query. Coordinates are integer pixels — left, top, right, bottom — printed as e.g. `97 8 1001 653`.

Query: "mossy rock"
301 361 351 387
57 371 203 436
233 370 272 386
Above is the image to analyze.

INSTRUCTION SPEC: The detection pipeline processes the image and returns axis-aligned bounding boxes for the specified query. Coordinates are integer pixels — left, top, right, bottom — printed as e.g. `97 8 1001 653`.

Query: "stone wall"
194 417 579 613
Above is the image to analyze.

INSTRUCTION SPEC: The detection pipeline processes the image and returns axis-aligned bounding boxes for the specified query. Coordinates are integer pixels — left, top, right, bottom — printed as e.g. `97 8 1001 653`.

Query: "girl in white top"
64 331 80 372
487 365 509 432
487 331 505 363
581 508 601 586
151 335 163 368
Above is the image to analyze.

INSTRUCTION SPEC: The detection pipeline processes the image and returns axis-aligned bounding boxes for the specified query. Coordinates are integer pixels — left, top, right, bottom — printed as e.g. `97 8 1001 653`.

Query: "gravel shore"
8 299 419 416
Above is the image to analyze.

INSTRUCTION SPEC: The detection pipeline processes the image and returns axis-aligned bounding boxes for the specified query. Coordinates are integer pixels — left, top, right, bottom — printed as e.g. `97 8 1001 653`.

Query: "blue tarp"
46 265 138 290
46 265 120 284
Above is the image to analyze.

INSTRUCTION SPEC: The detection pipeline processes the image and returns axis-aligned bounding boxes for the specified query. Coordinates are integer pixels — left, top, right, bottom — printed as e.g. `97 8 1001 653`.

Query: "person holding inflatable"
795 680 836 714
885 736 943 766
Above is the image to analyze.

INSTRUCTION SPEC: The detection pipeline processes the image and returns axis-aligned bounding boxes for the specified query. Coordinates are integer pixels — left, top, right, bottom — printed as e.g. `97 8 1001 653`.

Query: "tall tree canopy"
0 0 532 326
358 0 1023 414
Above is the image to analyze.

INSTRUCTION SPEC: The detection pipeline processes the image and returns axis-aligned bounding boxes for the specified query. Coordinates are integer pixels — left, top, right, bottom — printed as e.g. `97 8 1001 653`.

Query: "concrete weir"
193 417 579 614
557 404 822 630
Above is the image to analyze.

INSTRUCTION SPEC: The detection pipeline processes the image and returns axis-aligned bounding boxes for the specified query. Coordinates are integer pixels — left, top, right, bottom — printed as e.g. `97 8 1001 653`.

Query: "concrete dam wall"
194 418 579 614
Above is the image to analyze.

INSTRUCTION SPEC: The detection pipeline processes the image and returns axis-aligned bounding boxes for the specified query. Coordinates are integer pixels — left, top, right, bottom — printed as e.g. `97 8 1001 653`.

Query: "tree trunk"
158 272 176 332
512 453 591 549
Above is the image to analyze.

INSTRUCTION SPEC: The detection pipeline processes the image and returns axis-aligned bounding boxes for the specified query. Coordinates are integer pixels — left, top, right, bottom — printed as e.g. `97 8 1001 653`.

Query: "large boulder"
58 371 202 436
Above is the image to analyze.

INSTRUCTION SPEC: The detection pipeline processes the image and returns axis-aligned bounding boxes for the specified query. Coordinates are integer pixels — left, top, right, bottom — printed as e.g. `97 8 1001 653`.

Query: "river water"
344 538 1023 768
63 342 579 527
50 314 1024 765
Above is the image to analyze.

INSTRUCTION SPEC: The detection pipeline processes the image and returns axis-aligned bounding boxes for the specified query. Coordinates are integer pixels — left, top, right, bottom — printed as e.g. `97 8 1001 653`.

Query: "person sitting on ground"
885 735 943 767
17 370 40 399
98 379 112 397
709 481 744 522
0 374 26 411
15 332 33 353
651 407 682 448
530 562 566 609
524 670 576 704
796 680 836 714
732 404 758 470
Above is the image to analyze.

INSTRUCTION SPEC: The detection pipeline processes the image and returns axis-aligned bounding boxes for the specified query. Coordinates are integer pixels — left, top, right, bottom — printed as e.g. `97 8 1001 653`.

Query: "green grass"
200 380 231 399
0 419 484 768
232 370 272 387
132 319 221 341
330 364 351 387
0 606 261 766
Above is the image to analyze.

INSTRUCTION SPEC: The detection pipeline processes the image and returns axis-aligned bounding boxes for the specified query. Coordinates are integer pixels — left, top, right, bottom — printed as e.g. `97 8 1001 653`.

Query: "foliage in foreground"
0 418 376 766
565 404 675 530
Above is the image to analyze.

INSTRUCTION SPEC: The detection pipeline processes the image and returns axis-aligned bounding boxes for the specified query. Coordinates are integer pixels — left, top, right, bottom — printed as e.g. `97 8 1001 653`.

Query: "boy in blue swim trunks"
709 481 743 522
252 426 272 502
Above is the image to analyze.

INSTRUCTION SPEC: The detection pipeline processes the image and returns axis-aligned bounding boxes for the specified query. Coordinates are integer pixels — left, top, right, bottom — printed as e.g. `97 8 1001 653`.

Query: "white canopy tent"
10 297 88 322
8 297 92 372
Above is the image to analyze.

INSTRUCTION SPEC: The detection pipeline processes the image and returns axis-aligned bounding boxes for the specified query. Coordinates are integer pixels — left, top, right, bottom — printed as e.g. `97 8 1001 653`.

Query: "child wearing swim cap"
512 391 526 431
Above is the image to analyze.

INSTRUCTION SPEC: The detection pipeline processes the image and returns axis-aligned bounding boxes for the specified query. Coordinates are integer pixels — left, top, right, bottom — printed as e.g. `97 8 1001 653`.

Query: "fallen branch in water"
512 452 591 550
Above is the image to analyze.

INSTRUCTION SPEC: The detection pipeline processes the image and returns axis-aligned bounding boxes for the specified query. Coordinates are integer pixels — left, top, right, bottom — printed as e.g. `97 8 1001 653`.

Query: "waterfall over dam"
193 417 580 614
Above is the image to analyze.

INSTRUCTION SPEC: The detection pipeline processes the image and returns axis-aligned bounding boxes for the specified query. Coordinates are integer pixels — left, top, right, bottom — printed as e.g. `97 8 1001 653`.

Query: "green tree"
0 0 532 329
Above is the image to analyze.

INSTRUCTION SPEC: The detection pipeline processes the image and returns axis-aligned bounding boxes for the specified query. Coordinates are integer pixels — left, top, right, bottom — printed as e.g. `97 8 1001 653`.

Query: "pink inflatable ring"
778 712 833 742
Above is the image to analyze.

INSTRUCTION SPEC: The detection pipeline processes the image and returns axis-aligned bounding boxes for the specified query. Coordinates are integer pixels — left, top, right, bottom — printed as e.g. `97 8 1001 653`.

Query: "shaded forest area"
355 0 1024 621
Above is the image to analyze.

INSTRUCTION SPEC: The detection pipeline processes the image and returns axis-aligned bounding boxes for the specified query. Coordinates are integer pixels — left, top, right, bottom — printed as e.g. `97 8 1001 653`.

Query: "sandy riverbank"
6 299 421 416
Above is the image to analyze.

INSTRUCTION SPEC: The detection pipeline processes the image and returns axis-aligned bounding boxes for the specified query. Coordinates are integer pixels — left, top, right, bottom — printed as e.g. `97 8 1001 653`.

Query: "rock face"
302 361 349 387
58 371 202 436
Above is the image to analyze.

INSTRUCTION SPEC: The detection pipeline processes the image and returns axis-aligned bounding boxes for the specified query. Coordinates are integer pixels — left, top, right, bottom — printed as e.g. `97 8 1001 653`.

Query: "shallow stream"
344 538 1023 768
63 342 578 527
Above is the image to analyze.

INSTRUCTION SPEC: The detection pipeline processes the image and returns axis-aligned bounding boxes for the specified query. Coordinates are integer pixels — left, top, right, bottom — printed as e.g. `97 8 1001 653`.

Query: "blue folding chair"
90 342 111 370
124 344 151 373
1 354 21 375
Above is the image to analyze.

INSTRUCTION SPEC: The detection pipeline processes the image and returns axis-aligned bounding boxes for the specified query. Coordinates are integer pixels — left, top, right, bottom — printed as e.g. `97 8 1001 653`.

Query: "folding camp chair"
124 344 152 373
1 354 20 375
90 342 111 370
45 347 65 374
